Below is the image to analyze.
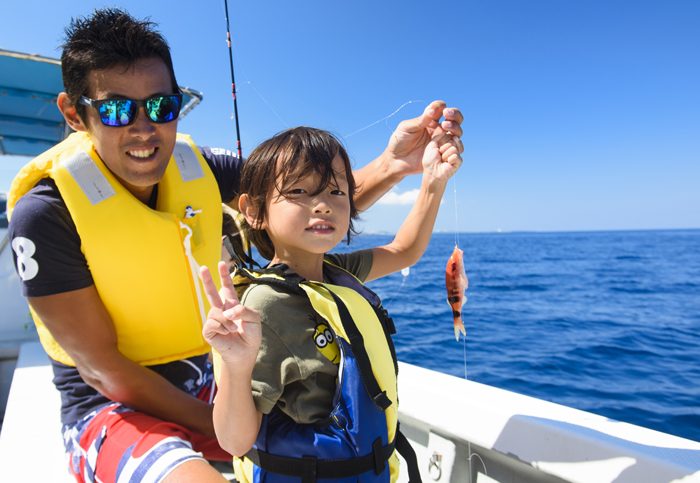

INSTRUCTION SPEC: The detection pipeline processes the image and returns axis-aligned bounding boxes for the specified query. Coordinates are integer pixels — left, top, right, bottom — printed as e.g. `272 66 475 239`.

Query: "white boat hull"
396 362 700 482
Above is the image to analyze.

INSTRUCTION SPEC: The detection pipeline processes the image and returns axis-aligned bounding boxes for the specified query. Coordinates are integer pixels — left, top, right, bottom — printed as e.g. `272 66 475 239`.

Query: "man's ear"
238 194 265 229
57 92 88 132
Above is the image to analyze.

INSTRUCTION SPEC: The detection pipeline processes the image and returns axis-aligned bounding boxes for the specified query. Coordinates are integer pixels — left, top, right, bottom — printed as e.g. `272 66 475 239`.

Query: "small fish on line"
445 244 468 341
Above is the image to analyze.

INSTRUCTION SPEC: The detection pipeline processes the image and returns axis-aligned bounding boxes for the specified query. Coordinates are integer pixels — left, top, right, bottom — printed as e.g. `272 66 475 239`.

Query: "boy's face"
79 57 178 202
264 154 351 259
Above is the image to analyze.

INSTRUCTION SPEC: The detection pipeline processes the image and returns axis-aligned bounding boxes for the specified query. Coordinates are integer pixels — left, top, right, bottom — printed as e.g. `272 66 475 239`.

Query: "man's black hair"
61 8 179 119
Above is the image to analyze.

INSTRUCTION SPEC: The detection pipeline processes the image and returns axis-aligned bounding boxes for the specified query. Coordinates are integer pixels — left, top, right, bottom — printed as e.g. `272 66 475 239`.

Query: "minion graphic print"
313 319 340 365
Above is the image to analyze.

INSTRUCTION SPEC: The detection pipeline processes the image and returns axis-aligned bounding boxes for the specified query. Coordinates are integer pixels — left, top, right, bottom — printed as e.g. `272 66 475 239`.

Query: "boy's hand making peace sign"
200 262 262 370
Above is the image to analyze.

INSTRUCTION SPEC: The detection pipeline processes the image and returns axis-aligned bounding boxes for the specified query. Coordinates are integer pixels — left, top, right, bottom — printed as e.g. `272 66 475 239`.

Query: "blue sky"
1 0 698 233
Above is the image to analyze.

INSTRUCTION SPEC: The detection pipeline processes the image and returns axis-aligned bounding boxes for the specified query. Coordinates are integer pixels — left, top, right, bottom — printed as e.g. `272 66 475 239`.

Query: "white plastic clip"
184 205 202 219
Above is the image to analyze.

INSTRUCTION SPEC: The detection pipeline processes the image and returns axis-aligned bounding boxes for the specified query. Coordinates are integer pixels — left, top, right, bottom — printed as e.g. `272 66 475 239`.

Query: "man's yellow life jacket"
8 131 222 366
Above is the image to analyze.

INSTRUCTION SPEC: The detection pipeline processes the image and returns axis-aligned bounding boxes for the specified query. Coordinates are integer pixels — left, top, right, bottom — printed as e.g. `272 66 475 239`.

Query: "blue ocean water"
337 229 700 442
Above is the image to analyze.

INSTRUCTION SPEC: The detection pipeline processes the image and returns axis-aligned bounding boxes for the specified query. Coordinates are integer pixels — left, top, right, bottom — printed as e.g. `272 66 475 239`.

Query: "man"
8 8 464 483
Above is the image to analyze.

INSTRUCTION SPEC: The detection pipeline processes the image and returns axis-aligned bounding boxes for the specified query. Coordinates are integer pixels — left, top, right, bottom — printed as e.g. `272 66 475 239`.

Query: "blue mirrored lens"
98 99 136 127
145 95 182 123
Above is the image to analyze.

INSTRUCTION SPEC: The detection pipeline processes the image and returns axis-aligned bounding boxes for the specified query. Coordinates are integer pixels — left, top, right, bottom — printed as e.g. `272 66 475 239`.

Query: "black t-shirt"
8 146 241 425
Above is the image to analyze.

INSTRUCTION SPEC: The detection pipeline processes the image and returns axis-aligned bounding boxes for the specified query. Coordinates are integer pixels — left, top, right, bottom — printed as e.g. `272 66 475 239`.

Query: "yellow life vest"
222 264 400 482
8 131 222 366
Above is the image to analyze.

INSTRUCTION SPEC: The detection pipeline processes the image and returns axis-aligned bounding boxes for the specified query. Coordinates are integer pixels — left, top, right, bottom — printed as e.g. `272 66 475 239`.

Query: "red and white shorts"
63 386 230 482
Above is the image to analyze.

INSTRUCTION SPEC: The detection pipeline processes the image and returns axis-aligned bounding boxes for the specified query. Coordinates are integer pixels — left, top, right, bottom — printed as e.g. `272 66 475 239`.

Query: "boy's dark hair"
239 127 359 261
61 8 179 120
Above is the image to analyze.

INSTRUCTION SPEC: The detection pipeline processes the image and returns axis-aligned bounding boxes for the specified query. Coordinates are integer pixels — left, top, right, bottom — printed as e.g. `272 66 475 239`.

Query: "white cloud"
377 189 419 206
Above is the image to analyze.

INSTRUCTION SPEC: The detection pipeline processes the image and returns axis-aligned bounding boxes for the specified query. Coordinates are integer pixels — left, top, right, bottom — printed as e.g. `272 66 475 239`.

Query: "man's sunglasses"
79 94 183 127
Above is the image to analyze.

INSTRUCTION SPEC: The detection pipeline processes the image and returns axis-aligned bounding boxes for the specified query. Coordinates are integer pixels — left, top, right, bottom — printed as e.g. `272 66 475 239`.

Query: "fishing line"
223 0 243 160
239 80 290 128
451 157 468 381
380 266 410 309
453 178 461 248
463 334 468 379
343 100 426 311
344 99 424 138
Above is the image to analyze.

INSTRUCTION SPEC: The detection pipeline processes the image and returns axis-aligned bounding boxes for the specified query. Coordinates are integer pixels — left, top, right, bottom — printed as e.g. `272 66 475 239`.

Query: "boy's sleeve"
241 285 302 414
326 249 374 281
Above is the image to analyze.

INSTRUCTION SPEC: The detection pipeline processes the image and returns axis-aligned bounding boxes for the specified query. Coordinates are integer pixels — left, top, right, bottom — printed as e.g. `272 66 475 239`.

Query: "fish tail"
453 312 466 341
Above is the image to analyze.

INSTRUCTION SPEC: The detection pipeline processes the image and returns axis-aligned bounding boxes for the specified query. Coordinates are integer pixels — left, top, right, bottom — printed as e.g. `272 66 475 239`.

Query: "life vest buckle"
379 307 396 334
373 390 392 409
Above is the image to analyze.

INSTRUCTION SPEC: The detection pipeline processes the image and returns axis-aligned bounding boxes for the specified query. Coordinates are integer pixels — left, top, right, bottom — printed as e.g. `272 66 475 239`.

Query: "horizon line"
357 226 700 236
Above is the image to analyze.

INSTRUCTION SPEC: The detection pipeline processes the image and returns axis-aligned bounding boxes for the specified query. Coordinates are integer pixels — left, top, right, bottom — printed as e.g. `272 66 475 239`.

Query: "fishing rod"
223 0 243 160
222 0 259 270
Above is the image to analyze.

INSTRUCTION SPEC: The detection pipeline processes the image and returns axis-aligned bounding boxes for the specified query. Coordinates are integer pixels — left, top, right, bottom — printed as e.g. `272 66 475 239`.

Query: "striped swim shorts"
62 380 230 482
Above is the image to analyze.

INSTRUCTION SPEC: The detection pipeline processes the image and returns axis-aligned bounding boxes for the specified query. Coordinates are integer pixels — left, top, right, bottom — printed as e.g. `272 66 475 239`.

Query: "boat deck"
2 342 699 482
0 342 68 481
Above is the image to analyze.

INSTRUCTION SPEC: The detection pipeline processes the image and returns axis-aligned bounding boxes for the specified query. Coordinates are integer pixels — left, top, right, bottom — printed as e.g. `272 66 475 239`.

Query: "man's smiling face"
81 57 178 202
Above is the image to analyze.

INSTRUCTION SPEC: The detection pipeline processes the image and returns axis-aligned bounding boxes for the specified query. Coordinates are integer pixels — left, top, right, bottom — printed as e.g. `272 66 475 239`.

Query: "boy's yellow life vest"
8 131 222 366
218 266 400 482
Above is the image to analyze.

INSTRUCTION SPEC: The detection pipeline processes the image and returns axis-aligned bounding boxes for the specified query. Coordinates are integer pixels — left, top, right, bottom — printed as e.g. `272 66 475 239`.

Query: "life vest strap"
327 289 392 410
235 266 306 295
246 437 395 481
396 426 422 483
372 304 399 374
